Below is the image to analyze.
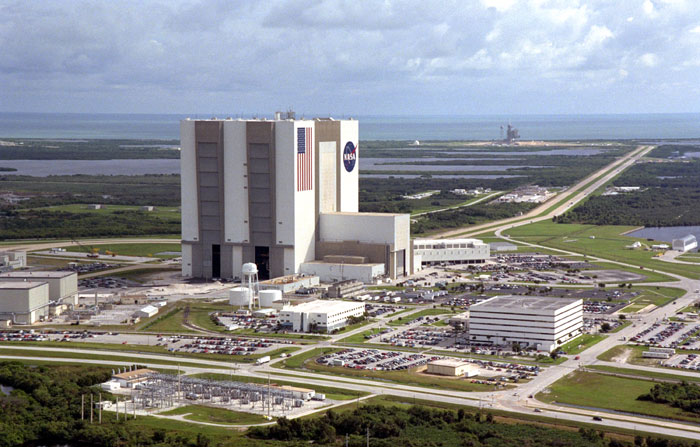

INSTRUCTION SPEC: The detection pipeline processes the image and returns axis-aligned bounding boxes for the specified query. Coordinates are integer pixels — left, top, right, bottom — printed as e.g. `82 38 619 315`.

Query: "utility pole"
366 427 369 447
116 396 119 422
267 373 271 419
98 393 102 424
90 394 93 424
81 394 84 420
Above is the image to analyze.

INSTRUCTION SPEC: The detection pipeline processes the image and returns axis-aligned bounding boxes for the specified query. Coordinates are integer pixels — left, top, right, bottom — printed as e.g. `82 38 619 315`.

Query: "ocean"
1 112 699 141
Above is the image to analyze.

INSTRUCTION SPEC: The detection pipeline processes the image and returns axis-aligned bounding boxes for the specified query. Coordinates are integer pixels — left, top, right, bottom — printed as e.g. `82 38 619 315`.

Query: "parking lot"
630 322 698 348
0 330 293 357
664 353 700 370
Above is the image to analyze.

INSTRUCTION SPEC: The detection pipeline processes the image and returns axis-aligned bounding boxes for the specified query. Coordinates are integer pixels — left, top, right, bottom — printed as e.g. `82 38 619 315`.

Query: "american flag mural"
297 127 313 191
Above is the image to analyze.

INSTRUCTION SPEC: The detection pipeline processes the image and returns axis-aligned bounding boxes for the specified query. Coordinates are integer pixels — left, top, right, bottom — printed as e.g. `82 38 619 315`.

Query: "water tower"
242 262 260 309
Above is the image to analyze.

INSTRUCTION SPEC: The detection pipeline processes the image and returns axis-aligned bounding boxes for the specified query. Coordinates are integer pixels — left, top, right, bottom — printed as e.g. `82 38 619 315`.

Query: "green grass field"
537 370 700 423
54 241 181 259
160 404 270 424
558 334 606 355
42 203 180 218
0 347 204 368
506 221 700 279
618 286 686 313
387 308 456 326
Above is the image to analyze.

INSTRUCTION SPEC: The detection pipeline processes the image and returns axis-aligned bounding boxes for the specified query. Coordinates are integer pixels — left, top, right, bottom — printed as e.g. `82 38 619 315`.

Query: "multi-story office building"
468 295 583 352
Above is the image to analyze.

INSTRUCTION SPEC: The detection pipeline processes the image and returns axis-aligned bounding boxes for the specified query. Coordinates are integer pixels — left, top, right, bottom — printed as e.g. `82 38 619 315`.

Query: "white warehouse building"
672 235 697 252
278 300 365 333
180 117 414 282
412 238 490 266
468 295 583 352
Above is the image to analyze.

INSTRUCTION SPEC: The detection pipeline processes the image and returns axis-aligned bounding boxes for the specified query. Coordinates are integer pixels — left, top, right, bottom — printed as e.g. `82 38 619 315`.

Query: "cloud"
0 0 699 115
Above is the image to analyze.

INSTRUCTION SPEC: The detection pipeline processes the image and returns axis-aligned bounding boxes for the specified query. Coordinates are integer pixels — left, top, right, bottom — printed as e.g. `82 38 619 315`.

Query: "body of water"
361 158 540 171
1 112 699 140
0 159 181 176
627 226 700 245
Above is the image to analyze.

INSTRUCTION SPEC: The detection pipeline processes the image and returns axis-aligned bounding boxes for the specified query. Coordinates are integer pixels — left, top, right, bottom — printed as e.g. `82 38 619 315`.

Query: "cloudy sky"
2 0 700 115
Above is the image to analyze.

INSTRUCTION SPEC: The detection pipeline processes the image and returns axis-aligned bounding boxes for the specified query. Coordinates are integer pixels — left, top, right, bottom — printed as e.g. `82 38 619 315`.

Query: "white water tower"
242 262 259 309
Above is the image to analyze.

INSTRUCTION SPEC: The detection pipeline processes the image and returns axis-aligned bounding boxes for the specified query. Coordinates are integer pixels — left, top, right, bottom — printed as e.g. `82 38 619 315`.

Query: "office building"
278 299 365 332
468 295 583 352
0 250 26 271
180 117 413 281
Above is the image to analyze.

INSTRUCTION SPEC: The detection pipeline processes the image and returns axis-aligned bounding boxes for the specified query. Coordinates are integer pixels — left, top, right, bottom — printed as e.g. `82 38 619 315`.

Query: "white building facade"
468 295 583 352
672 235 698 252
413 238 489 266
181 117 412 281
278 300 365 333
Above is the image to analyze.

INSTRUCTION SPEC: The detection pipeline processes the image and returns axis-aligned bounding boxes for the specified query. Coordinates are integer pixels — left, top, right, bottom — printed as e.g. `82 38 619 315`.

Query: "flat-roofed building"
279 299 365 332
112 368 156 388
0 281 50 324
412 238 489 266
468 295 583 352
426 359 478 377
0 250 26 271
0 271 78 307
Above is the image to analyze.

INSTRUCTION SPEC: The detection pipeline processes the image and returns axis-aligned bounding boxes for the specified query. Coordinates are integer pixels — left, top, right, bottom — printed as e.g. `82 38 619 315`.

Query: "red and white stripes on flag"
297 127 313 191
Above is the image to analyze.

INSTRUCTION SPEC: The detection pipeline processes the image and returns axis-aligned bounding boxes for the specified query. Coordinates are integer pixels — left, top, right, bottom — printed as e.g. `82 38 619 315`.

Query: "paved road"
432 145 653 239
2 238 178 252
411 191 502 218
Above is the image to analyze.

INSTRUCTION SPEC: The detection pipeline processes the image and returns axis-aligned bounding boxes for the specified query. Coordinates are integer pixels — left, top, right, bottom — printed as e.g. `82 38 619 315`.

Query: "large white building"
468 295 583 352
0 271 78 307
0 281 50 324
278 300 365 333
672 235 697 252
180 117 413 281
412 238 489 266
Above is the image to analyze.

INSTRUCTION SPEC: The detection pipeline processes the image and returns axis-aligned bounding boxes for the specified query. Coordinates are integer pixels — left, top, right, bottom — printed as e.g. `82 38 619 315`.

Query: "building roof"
414 238 485 245
137 305 159 314
282 299 364 314
0 281 47 290
112 368 156 380
673 235 697 243
471 295 581 312
428 359 473 368
0 271 76 279
323 211 406 217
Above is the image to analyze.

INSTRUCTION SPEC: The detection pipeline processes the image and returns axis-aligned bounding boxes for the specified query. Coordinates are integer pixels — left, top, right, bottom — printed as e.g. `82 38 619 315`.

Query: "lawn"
506 221 700 279
338 328 384 344
558 334 606 355
138 306 196 333
160 404 270 424
84 242 181 258
388 308 456 326
0 347 204 369
537 370 700 423
586 364 700 383
619 286 686 313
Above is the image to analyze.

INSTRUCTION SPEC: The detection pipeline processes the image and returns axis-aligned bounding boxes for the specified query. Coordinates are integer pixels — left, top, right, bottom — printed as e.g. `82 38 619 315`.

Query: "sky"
2 0 700 116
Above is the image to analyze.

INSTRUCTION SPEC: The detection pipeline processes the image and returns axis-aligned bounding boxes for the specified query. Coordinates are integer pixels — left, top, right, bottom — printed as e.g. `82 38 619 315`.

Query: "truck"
256 355 271 365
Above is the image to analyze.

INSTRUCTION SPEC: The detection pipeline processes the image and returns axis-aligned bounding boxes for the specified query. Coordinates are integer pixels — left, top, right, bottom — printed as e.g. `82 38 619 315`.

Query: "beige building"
0 281 50 324
426 359 478 377
0 271 78 307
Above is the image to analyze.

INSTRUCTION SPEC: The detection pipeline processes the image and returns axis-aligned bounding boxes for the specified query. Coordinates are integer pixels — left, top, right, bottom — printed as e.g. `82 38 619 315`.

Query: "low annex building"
426 359 478 377
673 235 698 252
412 238 489 266
468 295 583 352
278 299 365 333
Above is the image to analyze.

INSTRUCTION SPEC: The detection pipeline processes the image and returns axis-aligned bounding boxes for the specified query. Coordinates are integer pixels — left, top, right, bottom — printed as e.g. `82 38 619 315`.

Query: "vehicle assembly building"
468 295 583 352
180 117 413 282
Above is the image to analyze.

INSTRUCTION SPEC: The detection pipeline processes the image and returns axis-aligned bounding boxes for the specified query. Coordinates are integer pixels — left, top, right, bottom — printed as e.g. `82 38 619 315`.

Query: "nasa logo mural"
343 141 357 172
